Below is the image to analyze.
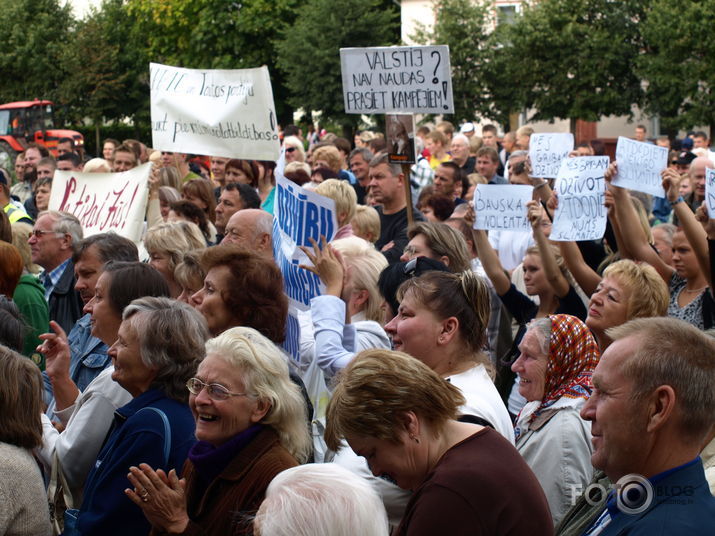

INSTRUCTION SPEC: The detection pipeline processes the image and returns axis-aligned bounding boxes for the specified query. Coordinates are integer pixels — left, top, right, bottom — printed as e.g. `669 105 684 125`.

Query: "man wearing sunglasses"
28 211 84 334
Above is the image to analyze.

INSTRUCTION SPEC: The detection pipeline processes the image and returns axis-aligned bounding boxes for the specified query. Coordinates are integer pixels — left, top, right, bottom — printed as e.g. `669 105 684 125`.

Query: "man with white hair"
28 211 84 333
673 155 714 226
221 208 274 258
450 134 475 174
254 463 389 536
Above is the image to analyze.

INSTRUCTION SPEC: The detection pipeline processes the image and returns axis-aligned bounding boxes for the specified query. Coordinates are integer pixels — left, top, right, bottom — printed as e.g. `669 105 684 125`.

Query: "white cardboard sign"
529 133 575 178
613 136 667 197
473 184 533 231
150 62 280 160
49 163 151 243
551 157 609 241
340 45 453 114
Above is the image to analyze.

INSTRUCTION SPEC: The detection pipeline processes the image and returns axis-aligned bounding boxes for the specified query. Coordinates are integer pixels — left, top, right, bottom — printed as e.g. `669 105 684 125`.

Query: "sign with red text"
150 63 280 160
48 163 150 242
340 45 453 114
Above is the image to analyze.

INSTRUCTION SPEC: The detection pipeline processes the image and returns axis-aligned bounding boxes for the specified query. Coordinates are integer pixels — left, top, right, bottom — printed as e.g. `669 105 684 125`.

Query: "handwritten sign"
529 133 574 178
551 157 609 241
273 176 337 311
706 168 715 219
613 136 667 197
473 184 533 231
150 63 280 161
340 45 453 114
48 164 150 242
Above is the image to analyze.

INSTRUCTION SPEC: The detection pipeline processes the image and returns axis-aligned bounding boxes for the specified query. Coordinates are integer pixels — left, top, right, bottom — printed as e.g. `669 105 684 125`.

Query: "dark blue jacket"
598 457 715 535
78 389 196 535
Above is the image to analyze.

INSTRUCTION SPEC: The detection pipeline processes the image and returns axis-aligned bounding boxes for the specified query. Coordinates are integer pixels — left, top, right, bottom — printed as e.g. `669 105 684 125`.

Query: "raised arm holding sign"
551 156 609 242
529 133 574 178
613 136 668 197
473 184 533 232
150 63 280 161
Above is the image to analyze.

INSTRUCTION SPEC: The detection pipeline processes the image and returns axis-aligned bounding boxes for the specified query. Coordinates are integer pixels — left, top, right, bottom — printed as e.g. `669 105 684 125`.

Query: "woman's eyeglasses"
285 147 297 153
186 377 251 401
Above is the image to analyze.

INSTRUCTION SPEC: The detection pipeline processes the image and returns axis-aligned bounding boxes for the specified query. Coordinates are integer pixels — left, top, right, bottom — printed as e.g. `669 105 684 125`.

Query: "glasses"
31 229 63 238
285 147 297 153
186 377 251 401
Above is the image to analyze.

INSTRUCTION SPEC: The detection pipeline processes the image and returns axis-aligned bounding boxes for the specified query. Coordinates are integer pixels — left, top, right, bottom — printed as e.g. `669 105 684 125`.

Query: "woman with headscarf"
511 314 600 525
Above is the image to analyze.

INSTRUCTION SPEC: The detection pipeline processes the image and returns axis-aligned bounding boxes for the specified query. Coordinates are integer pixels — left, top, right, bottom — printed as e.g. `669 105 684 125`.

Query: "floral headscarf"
515 314 600 440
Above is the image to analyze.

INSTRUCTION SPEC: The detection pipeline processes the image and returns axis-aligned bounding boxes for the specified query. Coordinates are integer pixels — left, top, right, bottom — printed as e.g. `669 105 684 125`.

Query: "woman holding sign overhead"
605 162 714 329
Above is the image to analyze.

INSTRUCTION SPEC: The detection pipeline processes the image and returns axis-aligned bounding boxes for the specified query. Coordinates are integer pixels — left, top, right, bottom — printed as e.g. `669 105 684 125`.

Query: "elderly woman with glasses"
127 327 312 536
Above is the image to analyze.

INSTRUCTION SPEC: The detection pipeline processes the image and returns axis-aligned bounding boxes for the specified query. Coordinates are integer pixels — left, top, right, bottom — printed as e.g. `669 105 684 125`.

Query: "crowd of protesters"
0 120 713 535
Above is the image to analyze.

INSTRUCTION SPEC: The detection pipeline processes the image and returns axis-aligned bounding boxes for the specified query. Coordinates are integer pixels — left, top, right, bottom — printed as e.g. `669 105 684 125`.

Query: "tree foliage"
412 0 496 124
493 0 648 128
0 0 74 104
638 0 715 134
127 0 301 124
59 0 149 126
275 0 400 129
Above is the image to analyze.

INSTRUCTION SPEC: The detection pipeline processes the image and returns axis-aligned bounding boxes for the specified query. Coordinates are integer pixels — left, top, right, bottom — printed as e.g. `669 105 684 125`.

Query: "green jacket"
12 273 49 370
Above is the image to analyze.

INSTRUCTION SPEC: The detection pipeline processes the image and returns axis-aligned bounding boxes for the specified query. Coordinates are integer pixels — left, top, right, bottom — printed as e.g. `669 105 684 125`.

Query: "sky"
68 0 100 19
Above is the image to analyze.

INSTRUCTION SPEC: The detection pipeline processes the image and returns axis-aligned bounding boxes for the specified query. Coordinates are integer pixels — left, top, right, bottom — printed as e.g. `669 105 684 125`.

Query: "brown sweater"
153 427 298 536
396 427 553 536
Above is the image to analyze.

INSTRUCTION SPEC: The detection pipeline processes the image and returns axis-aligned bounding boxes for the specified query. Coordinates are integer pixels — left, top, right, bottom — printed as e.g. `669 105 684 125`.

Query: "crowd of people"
0 121 714 535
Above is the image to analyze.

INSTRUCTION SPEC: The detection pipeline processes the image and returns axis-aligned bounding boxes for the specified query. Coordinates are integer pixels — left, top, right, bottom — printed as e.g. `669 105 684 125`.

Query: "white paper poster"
473 184 533 231
551 156 609 241
48 163 151 243
529 133 575 178
706 168 715 219
340 45 453 114
613 136 668 197
150 62 280 160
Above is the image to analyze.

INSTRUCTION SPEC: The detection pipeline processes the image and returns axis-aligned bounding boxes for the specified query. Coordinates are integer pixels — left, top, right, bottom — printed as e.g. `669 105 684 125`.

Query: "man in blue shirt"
579 317 715 535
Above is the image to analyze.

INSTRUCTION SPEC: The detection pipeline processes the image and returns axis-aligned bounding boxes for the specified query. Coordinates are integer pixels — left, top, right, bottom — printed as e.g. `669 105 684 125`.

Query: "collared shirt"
42 258 71 300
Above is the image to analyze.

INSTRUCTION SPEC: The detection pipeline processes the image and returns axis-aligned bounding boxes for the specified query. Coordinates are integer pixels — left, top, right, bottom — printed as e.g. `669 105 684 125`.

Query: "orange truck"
0 99 84 173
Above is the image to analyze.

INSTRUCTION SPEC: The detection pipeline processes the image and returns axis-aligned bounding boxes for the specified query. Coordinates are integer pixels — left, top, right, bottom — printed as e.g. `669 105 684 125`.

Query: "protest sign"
150 62 280 161
706 168 715 219
282 309 302 364
273 175 337 311
529 133 574 178
48 163 150 243
613 136 667 197
386 113 416 164
473 184 533 231
340 45 453 114
551 156 609 241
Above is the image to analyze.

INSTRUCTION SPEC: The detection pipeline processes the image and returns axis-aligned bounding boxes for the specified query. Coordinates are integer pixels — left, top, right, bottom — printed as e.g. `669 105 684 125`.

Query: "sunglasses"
285 147 297 153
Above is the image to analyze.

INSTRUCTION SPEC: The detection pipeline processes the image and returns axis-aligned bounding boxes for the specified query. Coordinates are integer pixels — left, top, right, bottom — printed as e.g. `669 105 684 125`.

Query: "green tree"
275 0 400 135
493 0 648 132
127 0 301 125
412 0 496 124
0 0 74 103
638 0 715 135
59 0 149 130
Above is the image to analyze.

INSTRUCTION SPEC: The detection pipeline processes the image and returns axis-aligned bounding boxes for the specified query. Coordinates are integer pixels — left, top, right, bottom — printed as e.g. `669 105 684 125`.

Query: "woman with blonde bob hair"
325 349 553 536
129 326 311 536
144 221 205 297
